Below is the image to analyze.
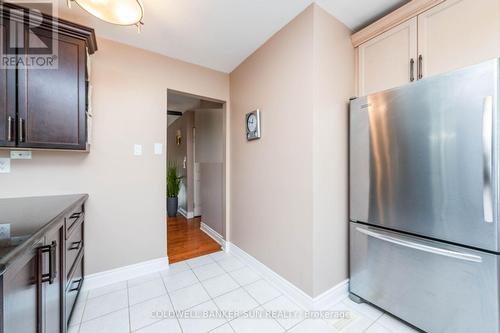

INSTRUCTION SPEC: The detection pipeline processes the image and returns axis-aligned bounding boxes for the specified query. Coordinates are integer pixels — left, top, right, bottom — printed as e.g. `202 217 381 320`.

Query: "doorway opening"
166 89 226 264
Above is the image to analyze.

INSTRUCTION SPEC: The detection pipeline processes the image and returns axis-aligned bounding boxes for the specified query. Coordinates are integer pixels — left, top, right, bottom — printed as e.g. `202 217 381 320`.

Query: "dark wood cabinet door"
44 227 63 333
2 243 41 333
18 27 87 150
0 18 17 147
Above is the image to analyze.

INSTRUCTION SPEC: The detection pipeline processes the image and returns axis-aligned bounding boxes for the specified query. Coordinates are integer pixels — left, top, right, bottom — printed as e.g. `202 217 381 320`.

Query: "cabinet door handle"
38 241 57 284
409 58 415 82
7 116 13 141
418 55 423 79
18 117 25 142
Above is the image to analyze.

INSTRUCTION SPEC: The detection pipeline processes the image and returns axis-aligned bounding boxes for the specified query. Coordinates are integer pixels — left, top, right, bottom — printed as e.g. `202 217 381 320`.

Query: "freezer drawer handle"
483 95 494 223
356 227 482 263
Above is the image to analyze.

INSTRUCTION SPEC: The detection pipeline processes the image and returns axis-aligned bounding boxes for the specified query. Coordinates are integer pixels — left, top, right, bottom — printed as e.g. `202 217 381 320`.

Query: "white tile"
230 308 284 333
186 254 215 268
209 251 231 261
178 300 227 333
262 295 304 330
87 281 127 299
288 319 337 333
213 288 259 320
80 309 129 333
243 280 281 304
193 262 226 281
161 261 191 276
342 298 383 321
324 300 374 333
202 274 240 298
82 289 128 322
163 269 199 292
366 323 393 333
210 323 235 333
376 314 420 333
216 256 245 272
229 267 260 286
68 325 80 333
128 272 162 288
135 319 182 333
69 302 85 326
129 295 174 331
128 279 167 305
169 283 211 310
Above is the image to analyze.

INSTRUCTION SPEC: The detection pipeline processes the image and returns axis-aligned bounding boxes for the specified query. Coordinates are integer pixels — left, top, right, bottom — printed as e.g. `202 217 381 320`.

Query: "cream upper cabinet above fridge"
358 17 417 96
418 0 500 77
354 0 500 96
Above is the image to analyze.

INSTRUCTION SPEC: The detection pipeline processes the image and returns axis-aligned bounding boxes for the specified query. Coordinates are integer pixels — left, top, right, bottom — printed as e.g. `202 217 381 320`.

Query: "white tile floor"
69 251 420 333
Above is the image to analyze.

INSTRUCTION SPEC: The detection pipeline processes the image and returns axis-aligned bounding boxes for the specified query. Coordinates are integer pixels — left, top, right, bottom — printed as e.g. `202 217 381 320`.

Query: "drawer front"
66 254 83 326
66 204 84 238
66 221 83 278
350 222 500 333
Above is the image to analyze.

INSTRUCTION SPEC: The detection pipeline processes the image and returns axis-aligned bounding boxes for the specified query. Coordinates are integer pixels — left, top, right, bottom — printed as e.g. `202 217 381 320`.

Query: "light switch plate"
10 150 32 159
134 144 142 156
154 143 163 155
0 158 10 173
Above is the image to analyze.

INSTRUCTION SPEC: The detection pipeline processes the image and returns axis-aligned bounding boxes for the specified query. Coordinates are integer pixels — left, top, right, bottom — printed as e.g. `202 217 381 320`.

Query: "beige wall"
230 4 353 297
230 6 316 295
312 5 354 296
0 38 229 275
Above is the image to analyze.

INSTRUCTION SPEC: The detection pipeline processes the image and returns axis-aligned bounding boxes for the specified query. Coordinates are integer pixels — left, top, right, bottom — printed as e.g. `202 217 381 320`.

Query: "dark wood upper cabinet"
18 29 87 150
0 18 16 147
0 2 97 151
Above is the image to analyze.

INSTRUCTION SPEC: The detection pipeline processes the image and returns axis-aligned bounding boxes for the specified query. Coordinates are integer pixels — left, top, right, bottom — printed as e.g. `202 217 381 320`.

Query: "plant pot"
167 197 178 217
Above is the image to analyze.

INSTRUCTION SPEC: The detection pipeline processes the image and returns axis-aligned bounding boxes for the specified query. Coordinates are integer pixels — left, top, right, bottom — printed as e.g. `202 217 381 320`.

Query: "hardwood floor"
167 215 222 264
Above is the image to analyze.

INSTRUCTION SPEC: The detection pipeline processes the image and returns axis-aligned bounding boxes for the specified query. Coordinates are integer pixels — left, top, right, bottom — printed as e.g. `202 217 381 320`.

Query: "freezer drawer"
349 222 500 333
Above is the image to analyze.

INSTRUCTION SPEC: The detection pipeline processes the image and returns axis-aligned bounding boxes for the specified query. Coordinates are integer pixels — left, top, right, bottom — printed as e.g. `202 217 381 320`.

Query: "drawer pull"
356 226 482 263
68 278 82 292
38 241 57 284
69 241 82 251
70 212 82 219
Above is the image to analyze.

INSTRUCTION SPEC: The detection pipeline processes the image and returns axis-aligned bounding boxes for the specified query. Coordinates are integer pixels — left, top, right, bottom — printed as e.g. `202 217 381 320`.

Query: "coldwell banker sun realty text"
1 1 59 69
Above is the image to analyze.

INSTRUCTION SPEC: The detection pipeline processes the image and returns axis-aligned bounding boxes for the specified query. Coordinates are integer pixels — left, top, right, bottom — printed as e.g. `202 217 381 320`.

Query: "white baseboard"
200 222 225 249
82 257 169 291
226 242 348 310
178 208 194 219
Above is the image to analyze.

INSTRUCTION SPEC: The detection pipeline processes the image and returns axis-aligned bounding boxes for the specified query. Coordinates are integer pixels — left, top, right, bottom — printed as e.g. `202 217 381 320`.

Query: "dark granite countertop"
0 194 88 275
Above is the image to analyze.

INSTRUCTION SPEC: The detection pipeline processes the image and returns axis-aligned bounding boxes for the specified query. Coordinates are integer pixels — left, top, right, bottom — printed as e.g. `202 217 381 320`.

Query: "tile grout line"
159 270 185 333
191 259 231 331
126 280 132 333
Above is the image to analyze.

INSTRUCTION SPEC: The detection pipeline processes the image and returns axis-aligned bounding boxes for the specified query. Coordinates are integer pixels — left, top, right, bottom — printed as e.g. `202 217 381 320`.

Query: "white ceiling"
57 0 408 73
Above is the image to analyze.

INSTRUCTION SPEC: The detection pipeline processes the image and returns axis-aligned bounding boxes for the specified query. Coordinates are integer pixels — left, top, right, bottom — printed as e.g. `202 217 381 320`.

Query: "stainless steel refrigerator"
349 59 500 333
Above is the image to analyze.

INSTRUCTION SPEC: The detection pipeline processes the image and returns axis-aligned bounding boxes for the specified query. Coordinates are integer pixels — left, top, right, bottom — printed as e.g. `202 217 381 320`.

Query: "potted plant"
167 163 182 217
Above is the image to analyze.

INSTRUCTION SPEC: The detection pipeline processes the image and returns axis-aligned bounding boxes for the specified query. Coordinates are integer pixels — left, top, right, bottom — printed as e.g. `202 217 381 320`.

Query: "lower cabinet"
2 241 41 333
0 202 85 333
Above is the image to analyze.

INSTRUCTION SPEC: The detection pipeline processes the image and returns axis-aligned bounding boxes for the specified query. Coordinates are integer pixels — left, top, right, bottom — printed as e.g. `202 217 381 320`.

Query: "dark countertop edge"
0 194 89 276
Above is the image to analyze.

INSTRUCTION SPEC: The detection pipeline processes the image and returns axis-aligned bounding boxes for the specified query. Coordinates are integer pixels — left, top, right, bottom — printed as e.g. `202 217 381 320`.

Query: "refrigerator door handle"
355 227 483 263
483 95 494 223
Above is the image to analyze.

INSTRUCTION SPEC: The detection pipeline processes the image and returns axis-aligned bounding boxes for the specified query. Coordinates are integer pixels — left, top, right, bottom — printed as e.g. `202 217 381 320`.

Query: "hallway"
167 215 222 263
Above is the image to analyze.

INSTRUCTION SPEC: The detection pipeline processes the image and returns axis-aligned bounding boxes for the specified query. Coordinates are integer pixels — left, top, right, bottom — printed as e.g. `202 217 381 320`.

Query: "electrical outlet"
0 158 10 173
0 224 10 239
10 150 32 159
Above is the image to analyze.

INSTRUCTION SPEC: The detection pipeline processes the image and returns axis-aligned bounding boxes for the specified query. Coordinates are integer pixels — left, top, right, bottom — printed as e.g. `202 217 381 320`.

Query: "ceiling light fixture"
68 0 144 32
